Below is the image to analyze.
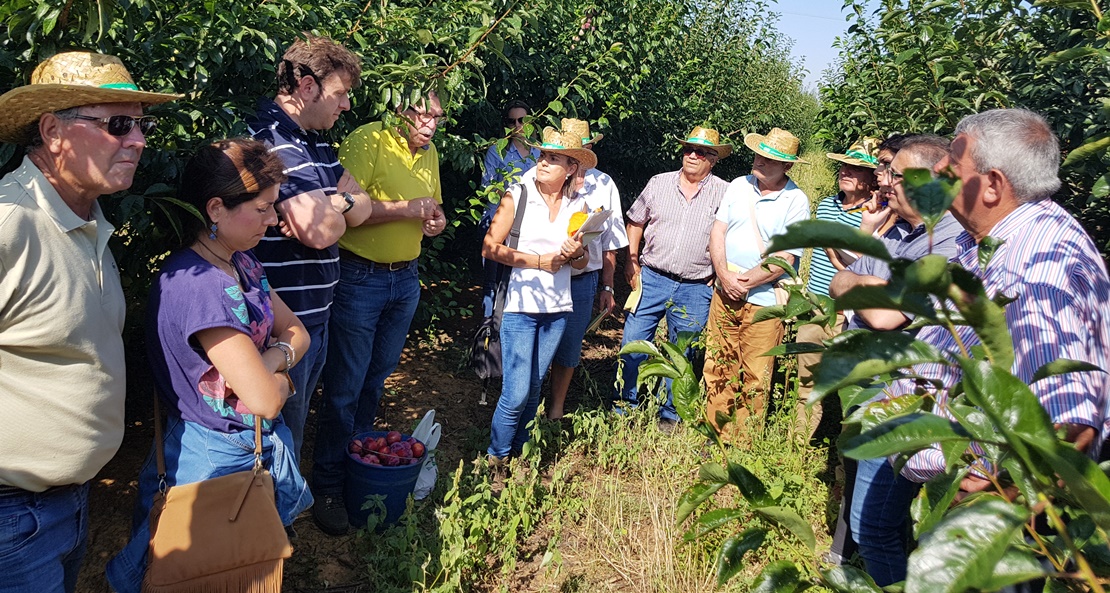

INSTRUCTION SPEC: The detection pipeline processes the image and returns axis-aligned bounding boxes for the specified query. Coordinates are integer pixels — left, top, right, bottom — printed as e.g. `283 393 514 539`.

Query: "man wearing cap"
247 34 374 466
546 118 628 420
704 128 810 442
311 90 447 535
0 51 177 592
616 126 731 430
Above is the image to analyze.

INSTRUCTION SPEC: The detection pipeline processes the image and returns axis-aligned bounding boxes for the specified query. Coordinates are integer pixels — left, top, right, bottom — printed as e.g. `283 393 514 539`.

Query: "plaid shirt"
898 200 1110 482
626 170 729 280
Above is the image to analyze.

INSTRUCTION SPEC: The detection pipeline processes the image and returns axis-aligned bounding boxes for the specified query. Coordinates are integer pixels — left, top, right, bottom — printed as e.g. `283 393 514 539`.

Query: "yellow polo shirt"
338 121 442 263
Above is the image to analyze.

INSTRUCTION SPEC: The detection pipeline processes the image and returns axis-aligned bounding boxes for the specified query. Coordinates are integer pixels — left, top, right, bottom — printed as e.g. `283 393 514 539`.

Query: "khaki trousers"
703 290 784 442
793 313 847 442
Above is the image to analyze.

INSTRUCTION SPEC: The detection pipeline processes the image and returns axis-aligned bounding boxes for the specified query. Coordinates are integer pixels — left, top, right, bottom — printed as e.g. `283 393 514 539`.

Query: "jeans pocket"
0 498 41 560
338 258 369 284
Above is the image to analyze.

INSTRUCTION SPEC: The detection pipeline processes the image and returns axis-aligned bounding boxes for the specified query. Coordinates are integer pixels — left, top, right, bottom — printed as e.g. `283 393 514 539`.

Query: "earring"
209 223 218 240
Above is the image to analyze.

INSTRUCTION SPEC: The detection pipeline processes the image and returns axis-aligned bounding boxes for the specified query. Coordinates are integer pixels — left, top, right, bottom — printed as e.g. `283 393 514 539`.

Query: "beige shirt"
0 157 126 492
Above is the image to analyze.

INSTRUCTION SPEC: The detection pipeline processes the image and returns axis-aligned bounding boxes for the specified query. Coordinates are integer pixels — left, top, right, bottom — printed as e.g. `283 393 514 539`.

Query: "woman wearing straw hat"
704 127 810 443
482 127 594 463
793 137 881 442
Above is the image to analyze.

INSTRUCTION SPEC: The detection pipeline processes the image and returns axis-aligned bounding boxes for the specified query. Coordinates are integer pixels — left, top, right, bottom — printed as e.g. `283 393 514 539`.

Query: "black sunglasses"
504 117 525 125
72 114 158 137
683 146 717 159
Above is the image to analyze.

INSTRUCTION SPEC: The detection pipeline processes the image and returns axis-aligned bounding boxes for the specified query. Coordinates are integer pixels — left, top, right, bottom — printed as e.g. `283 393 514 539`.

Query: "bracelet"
271 341 295 371
568 252 585 263
537 254 541 269
282 369 296 398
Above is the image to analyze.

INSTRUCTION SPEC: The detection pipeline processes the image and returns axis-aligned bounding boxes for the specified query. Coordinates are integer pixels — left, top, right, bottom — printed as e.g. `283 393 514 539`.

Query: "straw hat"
675 126 732 159
0 51 182 144
743 127 808 164
826 137 881 169
531 126 598 171
560 118 604 146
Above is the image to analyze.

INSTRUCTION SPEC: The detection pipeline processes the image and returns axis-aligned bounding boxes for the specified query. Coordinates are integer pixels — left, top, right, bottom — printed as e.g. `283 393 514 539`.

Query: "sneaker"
488 455 509 493
312 493 349 536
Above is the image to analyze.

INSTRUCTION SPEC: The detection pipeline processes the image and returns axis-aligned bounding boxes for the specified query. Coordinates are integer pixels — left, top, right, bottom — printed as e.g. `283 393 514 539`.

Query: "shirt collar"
16 157 113 235
744 174 797 199
255 97 319 140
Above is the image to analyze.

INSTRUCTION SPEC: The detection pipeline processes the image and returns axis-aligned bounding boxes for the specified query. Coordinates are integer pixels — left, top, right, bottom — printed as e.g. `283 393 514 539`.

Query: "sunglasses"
683 146 717 159
72 114 158 137
504 117 525 125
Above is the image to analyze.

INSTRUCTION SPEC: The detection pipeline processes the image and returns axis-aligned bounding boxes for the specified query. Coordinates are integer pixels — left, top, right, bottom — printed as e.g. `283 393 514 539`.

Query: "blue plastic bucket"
344 431 425 529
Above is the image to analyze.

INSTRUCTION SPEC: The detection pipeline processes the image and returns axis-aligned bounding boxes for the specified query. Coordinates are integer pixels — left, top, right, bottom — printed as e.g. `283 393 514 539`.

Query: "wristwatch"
341 191 356 214
600 285 614 294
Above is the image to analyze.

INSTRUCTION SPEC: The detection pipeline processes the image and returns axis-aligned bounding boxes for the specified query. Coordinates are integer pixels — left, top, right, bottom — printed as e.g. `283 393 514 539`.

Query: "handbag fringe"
141 559 284 593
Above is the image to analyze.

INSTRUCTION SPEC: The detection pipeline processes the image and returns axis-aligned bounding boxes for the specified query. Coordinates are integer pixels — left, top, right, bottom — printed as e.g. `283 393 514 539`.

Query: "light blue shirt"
481 141 541 188
716 175 810 306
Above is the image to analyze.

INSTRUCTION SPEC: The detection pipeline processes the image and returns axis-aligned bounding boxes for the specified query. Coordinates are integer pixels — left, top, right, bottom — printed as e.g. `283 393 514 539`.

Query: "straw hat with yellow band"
675 125 732 159
560 118 604 147
531 126 598 171
0 51 182 145
743 127 809 164
826 137 881 169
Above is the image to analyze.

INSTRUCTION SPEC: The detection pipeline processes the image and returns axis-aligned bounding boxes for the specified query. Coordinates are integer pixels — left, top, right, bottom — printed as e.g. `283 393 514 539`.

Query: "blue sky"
772 1 878 91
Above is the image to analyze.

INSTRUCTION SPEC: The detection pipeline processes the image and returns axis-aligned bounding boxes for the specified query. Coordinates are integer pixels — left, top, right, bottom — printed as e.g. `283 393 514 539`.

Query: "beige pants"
793 313 847 442
703 290 785 442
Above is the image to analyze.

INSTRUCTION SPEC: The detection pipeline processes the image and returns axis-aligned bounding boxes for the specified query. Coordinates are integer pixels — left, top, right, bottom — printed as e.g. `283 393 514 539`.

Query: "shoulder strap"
748 192 766 255
506 183 528 250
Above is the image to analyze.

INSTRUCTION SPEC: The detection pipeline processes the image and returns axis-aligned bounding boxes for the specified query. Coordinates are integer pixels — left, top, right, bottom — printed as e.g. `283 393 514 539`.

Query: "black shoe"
312 493 349 536
284 525 298 541
657 418 678 435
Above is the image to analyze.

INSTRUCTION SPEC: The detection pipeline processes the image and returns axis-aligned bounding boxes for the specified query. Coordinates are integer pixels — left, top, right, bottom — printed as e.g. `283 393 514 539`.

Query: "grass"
348 359 838 592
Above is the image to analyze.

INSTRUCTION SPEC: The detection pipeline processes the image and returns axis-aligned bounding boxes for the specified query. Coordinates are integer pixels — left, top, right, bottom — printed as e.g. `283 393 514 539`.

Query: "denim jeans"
488 312 568 458
282 319 329 464
850 457 920 586
0 482 89 593
106 415 310 593
314 258 420 493
552 271 598 368
616 265 712 420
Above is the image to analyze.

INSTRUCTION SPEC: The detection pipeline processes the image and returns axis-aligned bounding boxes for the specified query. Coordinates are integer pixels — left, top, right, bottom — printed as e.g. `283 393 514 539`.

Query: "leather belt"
646 265 713 285
339 249 415 272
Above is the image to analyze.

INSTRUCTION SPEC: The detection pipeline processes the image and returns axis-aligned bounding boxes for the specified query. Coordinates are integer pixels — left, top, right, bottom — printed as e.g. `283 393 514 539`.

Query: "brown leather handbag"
142 397 292 592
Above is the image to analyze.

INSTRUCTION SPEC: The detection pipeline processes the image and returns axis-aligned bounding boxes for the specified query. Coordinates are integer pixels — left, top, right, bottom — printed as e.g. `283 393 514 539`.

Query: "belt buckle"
387 260 410 272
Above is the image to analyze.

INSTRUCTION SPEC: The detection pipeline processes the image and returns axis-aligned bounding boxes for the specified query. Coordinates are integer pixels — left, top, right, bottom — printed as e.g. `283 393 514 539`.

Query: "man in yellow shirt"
311 91 447 535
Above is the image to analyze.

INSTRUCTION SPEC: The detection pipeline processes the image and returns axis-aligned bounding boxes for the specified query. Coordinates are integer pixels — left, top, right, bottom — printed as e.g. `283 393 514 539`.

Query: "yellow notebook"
624 273 643 313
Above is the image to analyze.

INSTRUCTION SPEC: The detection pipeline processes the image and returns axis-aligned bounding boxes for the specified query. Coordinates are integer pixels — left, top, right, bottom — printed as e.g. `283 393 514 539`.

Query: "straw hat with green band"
0 51 182 145
826 137 881 169
560 118 604 147
675 125 732 159
530 126 598 171
743 127 809 164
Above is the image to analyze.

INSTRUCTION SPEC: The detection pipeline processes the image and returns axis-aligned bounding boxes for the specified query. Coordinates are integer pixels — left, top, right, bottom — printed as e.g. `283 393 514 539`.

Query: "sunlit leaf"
844 413 970 459
676 480 725 525
715 529 767 587
755 506 816 552
766 220 893 262
683 507 747 541
903 168 960 232
1030 359 1105 384
752 560 803 593
812 331 948 402
821 565 882 593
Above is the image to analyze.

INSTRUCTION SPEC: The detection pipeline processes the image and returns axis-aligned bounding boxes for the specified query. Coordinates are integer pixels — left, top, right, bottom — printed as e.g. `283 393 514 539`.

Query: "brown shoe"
488 455 509 492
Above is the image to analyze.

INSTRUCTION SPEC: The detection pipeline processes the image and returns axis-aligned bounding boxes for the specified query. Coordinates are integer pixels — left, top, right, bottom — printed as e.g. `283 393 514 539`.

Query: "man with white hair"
0 51 178 592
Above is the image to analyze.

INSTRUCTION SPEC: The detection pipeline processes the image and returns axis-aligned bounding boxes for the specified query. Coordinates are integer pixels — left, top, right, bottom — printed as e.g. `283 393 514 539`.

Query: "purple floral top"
147 249 274 432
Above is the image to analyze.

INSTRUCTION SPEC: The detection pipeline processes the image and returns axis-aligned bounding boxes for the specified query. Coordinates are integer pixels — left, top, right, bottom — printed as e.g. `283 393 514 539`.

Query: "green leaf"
958 360 1056 475
752 560 803 593
902 168 960 232
948 266 1014 369
812 331 948 402
843 413 970 459
672 369 702 424
821 565 882 593
676 480 726 524
979 548 1046 589
1062 133 1110 167
715 529 767 587
618 340 661 357
977 236 1005 272
905 497 1029 593
637 361 680 382
763 255 797 280
547 99 564 114
727 463 775 507
762 342 826 357
765 220 892 262
755 506 816 552
660 341 691 374
753 305 787 324
1039 45 1102 66
834 285 939 320
683 507 747 541
859 394 925 431
1030 359 1105 384
911 467 968 538
1031 442 1110 532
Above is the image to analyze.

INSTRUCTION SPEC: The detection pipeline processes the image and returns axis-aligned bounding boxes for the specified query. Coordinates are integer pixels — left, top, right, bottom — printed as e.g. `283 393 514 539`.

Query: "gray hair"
25 107 81 149
899 134 950 170
953 108 1061 203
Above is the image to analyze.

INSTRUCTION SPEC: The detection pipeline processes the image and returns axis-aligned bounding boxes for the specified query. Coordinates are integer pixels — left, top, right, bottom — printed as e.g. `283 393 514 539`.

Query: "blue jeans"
552 271 598 368
616 265 712 420
282 319 328 464
488 312 568 457
314 258 420 493
0 482 89 593
106 415 310 593
851 457 920 586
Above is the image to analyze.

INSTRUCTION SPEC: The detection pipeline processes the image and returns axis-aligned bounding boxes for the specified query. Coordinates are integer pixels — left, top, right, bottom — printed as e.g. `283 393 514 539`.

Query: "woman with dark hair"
482 127 594 462
107 138 312 592
481 99 541 188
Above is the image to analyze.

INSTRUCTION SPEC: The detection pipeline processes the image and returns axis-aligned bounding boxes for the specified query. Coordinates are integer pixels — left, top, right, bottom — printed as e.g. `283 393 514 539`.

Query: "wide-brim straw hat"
675 125 732 159
827 137 881 169
530 126 598 171
743 127 809 164
561 118 604 146
0 51 182 145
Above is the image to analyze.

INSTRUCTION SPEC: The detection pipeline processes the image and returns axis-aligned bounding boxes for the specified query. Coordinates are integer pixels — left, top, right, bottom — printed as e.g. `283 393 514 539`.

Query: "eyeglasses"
683 146 717 159
504 117 525 125
72 114 158 137
880 167 905 183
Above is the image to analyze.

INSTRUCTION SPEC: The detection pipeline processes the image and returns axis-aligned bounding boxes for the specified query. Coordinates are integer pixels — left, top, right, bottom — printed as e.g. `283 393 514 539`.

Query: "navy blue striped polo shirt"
807 194 863 297
246 98 343 327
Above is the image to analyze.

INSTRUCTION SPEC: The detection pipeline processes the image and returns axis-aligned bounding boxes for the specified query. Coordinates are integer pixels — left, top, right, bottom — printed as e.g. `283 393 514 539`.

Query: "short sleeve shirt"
247 97 344 327
716 175 810 306
503 179 586 313
148 249 275 433
807 195 864 297
338 121 442 263
481 142 540 188
625 170 729 280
